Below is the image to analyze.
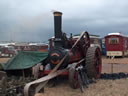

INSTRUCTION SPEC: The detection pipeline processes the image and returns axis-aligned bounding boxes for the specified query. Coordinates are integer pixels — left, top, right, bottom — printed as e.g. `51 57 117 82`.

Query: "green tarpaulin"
2 51 48 70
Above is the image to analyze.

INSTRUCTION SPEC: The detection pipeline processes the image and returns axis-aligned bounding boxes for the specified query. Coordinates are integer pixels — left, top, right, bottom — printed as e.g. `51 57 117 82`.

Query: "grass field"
1 57 128 96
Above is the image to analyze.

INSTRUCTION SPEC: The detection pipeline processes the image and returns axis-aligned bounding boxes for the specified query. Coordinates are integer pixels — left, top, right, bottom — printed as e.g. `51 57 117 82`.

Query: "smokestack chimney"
53 11 62 47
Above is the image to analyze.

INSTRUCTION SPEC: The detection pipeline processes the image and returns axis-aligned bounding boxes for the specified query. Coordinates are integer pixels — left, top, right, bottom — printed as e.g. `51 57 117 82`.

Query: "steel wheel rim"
94 48 101 78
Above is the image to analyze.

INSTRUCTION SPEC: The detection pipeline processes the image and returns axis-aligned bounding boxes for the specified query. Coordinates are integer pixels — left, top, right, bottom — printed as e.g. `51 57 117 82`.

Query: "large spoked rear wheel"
86 47 102 79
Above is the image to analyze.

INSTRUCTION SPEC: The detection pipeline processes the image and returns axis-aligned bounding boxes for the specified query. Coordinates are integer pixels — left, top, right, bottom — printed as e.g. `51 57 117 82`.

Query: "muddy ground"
0 57 128 96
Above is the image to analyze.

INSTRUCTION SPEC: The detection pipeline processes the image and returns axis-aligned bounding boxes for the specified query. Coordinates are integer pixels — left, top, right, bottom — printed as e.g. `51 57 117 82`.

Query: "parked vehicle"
0 46 17 57
105 33 128 57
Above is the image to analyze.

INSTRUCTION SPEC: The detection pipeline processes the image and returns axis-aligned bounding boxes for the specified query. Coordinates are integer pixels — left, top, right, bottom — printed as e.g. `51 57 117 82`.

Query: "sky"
0 0 128 42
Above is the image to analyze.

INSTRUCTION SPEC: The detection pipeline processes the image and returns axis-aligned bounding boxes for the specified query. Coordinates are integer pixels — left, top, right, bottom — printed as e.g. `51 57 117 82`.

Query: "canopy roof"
2 51 48 70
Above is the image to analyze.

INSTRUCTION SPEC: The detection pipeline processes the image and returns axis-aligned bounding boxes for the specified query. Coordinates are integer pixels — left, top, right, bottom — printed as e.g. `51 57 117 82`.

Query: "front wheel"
68 64 79 89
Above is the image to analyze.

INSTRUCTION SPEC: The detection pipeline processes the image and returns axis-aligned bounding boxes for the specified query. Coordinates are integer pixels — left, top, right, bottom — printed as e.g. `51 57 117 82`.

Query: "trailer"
105 33 128 57
0 46 16 58
90 35 102 51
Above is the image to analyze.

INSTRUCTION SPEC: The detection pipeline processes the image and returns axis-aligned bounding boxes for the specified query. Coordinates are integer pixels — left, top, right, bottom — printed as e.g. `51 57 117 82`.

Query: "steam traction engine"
24 11 102 96
47 11 101 79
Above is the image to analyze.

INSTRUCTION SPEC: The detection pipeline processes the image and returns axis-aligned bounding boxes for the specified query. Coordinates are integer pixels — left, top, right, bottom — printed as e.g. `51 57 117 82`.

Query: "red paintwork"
105 34 128 55
94 47 102 78
49 38 86 64
68 48 82 63
14 45 48 52
45 35 90 76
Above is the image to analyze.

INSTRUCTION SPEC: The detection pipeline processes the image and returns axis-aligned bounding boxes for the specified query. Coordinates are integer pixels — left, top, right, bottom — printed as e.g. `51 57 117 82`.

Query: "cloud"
0 0 128 42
